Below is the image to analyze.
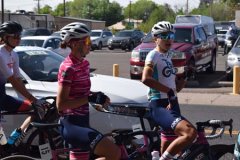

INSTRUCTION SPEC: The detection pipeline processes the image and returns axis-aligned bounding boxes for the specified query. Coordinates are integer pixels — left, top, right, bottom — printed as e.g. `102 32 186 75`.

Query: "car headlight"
171 50 186 59
108 39 112 44
131 50 140 60
227 55 237 61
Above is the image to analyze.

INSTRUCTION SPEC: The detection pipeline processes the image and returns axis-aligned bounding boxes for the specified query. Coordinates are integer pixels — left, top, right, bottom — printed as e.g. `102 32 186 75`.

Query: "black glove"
88 92 108 105
167 89 178 107
167 89 176 100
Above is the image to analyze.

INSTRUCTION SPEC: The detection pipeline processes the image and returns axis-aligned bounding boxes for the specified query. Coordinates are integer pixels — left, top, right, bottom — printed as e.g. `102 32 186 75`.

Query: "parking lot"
87 47 231 89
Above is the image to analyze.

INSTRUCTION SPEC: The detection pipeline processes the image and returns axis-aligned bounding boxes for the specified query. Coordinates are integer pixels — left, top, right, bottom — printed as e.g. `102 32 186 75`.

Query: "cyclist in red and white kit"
0 21 47 145
142 21 197 160
57 22 121 160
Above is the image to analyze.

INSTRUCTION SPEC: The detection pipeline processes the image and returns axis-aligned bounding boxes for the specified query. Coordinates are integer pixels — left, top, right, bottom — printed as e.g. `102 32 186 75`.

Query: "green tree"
191 1 234 21
139 4 176 33
66 0 123 26
123 0 158 22
39 5 53 14
53 1 71 16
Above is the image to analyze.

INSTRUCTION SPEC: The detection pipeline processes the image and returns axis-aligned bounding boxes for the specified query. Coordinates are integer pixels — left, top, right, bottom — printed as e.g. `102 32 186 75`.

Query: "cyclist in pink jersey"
57 22 121 160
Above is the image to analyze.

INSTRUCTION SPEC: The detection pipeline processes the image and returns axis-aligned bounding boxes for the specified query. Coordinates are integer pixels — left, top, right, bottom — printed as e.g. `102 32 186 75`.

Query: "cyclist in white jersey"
0 21 47 145
142 21 197 160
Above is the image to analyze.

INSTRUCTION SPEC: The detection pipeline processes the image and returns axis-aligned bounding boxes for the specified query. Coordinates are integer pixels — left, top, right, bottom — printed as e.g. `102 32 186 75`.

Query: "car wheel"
224 45 230 55
226 73 233 81
206 53 216 73
128 43 134 51
98 42 102 50
108 46 114 50
187 59 197 80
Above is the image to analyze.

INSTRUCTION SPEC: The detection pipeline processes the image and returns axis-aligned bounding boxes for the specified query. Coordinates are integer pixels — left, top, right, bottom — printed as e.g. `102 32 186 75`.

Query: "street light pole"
1 0 4 23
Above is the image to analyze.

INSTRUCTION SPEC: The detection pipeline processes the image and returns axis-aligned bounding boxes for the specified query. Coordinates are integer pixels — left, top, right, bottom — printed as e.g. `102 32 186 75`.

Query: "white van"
175 15 216 36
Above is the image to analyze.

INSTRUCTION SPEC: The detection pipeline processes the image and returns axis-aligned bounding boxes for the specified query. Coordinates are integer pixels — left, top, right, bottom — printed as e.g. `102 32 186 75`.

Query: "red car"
130 23 217 80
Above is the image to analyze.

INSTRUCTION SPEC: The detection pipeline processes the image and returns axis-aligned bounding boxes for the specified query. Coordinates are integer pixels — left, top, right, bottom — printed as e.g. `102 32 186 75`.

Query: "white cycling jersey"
145 49 177 100
0 45 21 85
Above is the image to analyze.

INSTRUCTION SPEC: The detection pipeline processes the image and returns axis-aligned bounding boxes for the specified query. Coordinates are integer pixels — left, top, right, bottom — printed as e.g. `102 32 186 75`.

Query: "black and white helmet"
151 21 174 36
0 21 22 37
60 22 90 43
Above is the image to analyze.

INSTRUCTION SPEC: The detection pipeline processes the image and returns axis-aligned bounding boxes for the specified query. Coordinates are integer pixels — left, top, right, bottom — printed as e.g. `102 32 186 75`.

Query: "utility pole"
33 0 41 14
129 0 131 25
63 0 66 16
1 0 4 23
185 0 189 15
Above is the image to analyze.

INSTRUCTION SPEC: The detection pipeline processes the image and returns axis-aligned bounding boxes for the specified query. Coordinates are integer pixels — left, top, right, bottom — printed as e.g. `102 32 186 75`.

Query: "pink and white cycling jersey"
58 54 91 116
0 45 21 85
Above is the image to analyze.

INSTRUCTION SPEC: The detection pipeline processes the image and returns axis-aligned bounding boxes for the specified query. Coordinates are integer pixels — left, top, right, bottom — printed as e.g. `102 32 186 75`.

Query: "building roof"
108 22 126 30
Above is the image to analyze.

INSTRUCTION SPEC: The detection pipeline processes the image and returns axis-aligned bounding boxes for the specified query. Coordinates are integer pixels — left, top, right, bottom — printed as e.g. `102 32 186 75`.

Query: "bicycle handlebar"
196 119 233 139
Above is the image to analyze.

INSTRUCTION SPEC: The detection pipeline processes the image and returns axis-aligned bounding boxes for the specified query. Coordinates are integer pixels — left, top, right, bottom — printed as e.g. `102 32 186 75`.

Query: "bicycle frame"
0 96 59 159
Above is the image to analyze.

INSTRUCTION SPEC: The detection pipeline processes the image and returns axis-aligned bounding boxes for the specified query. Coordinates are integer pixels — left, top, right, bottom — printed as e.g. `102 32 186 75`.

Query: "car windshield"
20 39 44 47
234 38 240 49
91 32 101 37
17 49 64 82
174 28 192 43
22 30 35 36
142 28 192 43
115 31 132 37
142 32 154 43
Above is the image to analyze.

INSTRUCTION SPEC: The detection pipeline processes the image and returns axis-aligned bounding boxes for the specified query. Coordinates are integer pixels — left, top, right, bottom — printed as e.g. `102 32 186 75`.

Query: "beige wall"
54 17 105 31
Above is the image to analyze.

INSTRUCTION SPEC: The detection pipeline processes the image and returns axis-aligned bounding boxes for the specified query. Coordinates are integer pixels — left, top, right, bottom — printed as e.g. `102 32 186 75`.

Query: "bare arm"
141 64 170 93
8 76 36 102
56 85 88 111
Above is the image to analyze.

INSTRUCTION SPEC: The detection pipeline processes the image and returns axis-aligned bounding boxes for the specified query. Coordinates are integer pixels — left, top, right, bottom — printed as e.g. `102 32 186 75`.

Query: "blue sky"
3 0 200 12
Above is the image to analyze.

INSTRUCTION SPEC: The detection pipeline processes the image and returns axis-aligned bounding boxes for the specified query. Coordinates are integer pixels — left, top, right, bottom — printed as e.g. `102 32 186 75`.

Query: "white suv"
90 29 113 50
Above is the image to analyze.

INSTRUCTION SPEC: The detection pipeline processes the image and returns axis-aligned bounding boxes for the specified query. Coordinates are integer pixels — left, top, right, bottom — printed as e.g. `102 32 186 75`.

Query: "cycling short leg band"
69 150 89 160
160 151 174 160
161 131 177 142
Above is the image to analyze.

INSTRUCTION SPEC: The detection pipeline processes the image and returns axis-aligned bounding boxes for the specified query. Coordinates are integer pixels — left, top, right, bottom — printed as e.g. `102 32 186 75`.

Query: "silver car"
3 46 150 135
225 35 240 80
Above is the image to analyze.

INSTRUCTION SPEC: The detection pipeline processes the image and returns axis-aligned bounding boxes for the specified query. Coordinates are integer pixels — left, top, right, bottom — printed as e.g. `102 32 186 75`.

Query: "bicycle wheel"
24 128 64 159
1 155 40 160
210 144 234 160
181 144 212 160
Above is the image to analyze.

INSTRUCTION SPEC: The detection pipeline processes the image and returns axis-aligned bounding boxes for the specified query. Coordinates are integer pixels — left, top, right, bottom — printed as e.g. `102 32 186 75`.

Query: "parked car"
22 28 52 37
51 31 61 37
217 29 228 48
225 35 240 80
223 28 239 55
107 29 145 51
20 36 62 51
130 23 218 80
4 46 149 135
90 29 113 50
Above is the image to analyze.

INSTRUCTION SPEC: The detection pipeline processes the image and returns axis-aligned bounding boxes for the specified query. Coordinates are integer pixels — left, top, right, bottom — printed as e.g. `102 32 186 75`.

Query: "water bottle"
0 125 7 145
151 150 160 160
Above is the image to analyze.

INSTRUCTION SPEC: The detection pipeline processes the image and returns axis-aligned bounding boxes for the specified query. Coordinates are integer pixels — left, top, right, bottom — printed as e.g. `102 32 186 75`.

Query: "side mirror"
102 35 106 38
195 38 201 44
46 47 53 50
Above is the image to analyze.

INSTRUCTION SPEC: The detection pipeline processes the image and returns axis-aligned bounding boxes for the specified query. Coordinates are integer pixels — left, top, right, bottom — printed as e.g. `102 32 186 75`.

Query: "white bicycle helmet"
60 22 90 43
151 21 174 36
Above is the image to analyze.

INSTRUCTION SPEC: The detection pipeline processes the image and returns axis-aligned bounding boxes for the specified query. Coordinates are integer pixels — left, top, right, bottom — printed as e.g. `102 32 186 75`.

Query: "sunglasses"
8 34 21 39
156 32 175 40
79 36 91 46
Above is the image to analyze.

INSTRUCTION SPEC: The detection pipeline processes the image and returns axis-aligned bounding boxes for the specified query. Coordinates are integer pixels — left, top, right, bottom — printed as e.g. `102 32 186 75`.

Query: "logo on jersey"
61 71 68 78
162 59 177 77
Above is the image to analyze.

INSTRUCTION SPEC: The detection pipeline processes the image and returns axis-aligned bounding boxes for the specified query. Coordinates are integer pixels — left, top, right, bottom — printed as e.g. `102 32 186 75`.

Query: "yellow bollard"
232 65 240 95
113 64 119 77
